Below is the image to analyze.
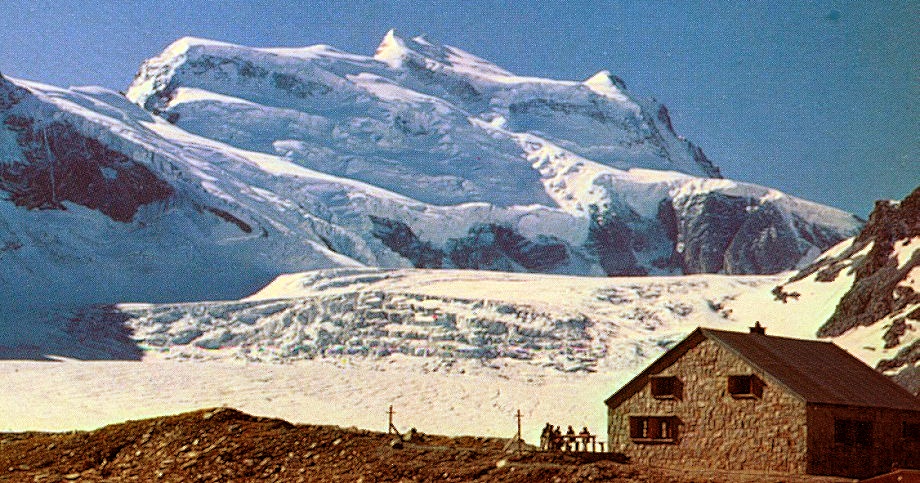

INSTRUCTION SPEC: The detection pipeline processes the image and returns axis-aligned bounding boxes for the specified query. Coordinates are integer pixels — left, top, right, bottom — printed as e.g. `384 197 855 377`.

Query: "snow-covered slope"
1 32 863 334
126 32 722 194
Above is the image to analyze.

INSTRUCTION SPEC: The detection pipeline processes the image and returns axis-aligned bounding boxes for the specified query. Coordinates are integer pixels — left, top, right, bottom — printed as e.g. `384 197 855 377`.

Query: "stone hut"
605 325 920 479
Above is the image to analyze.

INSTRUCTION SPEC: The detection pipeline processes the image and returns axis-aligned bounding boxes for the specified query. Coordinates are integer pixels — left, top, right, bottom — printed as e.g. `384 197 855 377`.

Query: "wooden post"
387 405 400 436
515 409 522 444
504 409 524 453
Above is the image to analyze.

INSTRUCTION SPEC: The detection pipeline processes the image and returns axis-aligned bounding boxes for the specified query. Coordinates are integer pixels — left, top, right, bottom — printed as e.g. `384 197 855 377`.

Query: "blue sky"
1 0 916 215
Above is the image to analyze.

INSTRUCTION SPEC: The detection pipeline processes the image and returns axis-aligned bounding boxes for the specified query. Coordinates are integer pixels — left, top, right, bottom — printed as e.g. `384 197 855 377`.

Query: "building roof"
605 327 920 412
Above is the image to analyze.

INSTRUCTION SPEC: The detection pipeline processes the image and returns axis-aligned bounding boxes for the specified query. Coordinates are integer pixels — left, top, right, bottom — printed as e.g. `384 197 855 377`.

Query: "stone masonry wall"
806 404 920 479
607 339 809 473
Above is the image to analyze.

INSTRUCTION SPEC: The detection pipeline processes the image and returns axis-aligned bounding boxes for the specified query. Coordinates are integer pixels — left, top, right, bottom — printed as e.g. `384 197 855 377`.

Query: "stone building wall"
806 404 920 479
607 339 809 473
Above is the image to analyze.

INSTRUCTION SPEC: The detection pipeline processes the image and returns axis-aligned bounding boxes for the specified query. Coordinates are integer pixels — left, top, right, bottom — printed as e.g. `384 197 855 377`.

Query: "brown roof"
605 327 920 412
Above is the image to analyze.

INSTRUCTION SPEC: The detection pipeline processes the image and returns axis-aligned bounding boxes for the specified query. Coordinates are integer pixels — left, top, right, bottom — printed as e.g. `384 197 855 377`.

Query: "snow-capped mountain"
0 32 863 330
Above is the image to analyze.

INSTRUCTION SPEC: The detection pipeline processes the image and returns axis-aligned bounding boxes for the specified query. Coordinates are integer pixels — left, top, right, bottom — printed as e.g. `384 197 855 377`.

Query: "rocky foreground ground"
0 408 854 482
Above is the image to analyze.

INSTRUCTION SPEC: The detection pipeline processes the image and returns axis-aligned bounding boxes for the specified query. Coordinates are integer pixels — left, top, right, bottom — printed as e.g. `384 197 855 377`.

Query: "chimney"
750 321 766 335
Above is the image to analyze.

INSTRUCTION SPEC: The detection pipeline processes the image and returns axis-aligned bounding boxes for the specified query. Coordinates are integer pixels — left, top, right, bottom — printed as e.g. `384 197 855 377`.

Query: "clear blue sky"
1 1 916 215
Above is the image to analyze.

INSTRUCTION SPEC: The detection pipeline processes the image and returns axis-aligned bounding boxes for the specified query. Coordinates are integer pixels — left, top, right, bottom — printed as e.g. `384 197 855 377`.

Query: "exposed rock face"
0 73 28 109
723 203 803 274
818 186 920 338
369 216 443 268
400 56 483 103
676 193 749 274
790 213 846 251
0 116 173 222
656 198 680 244
655 103 721 179
587 206 646 276
671 193 844 276
369 217 569 272
877 339 920 395
371 189 852 277
447 223 569 272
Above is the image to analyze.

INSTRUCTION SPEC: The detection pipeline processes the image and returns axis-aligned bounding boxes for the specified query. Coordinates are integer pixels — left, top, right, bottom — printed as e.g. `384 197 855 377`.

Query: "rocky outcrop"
655 103 721 179
777 186 920 389
400 56 483 103
722 203 803 274
0 72 28 109
367 193 853 277
676 193 749 274
587 206 647 276
446 223 569 272
671 193 850 275
369 216 443 268
877 340 920 394
369 217 569 272
818 186 920 337
0 115 173 222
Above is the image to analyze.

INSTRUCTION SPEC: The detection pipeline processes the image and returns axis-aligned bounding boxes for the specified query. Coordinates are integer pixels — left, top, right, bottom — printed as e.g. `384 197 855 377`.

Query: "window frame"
650 375 681 400
903 422 920 442
834 419 873 447
629 415 679 444
727 374 763 399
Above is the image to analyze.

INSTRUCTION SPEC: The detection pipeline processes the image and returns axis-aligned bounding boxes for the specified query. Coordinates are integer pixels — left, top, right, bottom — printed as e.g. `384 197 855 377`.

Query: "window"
834 419 872 447
727 375 763 398
650 376 682 400
629 416 678 443
904 422 920 442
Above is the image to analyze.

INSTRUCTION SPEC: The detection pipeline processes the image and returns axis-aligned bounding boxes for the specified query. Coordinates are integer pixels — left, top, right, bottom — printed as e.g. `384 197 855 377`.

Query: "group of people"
540 423 593 452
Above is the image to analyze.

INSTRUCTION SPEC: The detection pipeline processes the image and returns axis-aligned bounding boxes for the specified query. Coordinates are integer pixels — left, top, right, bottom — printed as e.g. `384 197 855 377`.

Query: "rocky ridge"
778 186 920 392
0 408 852 482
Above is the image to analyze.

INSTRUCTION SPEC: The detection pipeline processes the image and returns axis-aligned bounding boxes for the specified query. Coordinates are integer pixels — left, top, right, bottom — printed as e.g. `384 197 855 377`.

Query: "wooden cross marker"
508 409 524 453
387 405 400 436
515 409 522 442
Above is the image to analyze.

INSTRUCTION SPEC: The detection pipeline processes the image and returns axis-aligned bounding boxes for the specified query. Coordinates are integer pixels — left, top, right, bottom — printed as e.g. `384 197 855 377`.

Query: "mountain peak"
374 29 410 67
584 70 626 89
583 70 628 98
372 30 514 78
162 36 239 57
